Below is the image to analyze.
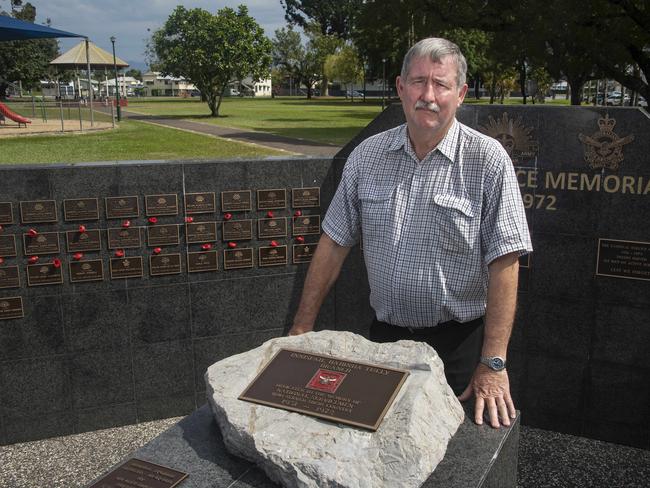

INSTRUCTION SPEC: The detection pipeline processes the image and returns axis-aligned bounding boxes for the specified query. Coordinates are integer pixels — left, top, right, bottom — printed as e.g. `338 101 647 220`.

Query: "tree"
0 2 59 98
125 69 142 81
324 45 363 100
281 0 362 39
150 5 272 116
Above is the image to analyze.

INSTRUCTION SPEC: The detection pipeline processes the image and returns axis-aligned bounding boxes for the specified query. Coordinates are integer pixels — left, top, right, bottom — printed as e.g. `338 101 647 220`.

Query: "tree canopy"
281 0 361 39
150 4 272 116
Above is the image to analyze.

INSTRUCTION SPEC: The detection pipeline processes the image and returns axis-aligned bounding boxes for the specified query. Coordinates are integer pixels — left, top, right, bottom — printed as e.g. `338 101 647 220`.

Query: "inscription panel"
0 202 14 224
292 187 321 208
185 192 216 214
259 245 288 267
20 200 57 223
0 235 17 257
63 198 99 221
0 296 23 320
187 250 218 273
292 215 321 235
66 230 101 253
223 248 254 270
23 232 60 255
222 220 253 241
27 263 64 286
185 222 217 244
110 257 144 279
145 194 179 216
258 217 288 239
293 243 317 264
147 225 180 247
150 253 182 276
596 238 650 281
69 260 104 283
107 227 141 249
257 189 287 210
221 190 252 212
87 458 188 488
0 265 20 289
105 196 139 219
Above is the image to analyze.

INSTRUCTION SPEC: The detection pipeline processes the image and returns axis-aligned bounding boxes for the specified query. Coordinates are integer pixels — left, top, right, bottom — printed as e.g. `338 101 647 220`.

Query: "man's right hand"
288 324 314 336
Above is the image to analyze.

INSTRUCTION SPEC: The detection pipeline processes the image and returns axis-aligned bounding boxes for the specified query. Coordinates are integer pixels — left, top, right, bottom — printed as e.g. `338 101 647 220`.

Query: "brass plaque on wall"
222 219 252 241
185 222 217 243
258 218 287 239
596 238 650 281
0 235 17 257
66 230 101 253
0 296 23 320
293 243 317 264
87 458 188 488
23 232 60 255
147 224 180 247
221 190 252 212
0 265 20 289
223 248 254 270
107 227 141 249
239 349 409 431
185 192 216 214
110 256 144 279
187 250 218 273
63 198 99 221
145 194 179 216
150 253 182 276
105 196 140 219
0 202 13 224
69 259 104 283
292 215 321 235
292 187 321 208
258 245 288 267
20 200 58 223
257 188 287 210
27 263 64 286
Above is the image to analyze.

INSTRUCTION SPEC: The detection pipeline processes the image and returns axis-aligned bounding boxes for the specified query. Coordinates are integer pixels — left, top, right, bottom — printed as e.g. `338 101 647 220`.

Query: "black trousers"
369 317 484 395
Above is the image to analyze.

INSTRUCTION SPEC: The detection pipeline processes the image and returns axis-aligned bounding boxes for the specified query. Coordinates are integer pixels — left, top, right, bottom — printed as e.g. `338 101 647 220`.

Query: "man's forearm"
290 233 352 334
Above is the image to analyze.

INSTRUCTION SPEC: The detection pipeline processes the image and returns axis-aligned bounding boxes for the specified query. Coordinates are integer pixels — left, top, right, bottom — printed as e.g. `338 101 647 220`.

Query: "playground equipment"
0 101 31 127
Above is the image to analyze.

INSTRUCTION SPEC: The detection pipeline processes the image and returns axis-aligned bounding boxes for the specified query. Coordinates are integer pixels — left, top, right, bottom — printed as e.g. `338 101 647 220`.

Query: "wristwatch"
480 356 506 371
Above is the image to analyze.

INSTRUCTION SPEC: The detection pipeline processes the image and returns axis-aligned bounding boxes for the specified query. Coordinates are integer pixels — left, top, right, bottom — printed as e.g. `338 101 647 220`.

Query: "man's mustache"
415 100 440 113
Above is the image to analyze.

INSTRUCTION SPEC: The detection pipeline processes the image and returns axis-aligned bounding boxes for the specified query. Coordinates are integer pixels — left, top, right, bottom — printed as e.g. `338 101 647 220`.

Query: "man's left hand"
458 365 516 428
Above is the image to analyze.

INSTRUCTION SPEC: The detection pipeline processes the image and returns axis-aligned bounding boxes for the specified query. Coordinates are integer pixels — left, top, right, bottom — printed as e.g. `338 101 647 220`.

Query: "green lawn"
128 97 384 146
0 119 285 165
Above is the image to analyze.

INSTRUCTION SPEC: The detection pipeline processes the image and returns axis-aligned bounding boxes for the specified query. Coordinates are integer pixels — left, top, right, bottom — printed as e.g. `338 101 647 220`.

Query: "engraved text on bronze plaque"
107 227 141 249
185 222 217 244
20 200 57 223
221 190 252 212
110 256 144 279
69 260 104 283
66 230 101 253
596 238 650 281
258 217 287 239
185 192 216 214
187 250 218 273
0 296 23 320
0 266 20 289
240 349 409 431
222 219 252 241
257 189 287 210
292 215 321 235
27 263 64 286
0 235 17 257
0 202 13 224
23 232 60 255
292 187 321 208
223 248 253 270
145 194 179 216
293 243 317 264
150 253 182 276
147 224 180 247
63 198 100 221
105 196 140 219
87 458 188 488
259 245 288 267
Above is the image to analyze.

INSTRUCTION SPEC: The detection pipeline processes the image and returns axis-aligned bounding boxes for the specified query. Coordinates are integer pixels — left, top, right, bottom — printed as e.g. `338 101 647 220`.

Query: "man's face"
396 55 468 142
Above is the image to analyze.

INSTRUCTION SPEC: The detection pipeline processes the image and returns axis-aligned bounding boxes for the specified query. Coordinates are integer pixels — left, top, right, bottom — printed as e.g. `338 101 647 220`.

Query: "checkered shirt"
323 120 532 328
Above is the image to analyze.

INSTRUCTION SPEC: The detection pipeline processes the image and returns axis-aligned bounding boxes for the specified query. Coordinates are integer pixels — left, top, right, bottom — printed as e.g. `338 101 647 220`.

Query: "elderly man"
289 37 532 429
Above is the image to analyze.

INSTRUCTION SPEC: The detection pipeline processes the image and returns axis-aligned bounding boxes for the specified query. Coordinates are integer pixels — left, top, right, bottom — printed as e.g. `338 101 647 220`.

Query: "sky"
23 0 289 70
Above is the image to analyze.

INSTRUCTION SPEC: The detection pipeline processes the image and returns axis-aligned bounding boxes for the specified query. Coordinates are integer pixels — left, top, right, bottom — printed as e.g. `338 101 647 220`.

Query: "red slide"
0 101 31 127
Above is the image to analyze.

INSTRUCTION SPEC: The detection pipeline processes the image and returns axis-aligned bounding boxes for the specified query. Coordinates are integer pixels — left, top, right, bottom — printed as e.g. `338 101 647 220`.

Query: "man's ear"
457 83 468 106
396 75 404 98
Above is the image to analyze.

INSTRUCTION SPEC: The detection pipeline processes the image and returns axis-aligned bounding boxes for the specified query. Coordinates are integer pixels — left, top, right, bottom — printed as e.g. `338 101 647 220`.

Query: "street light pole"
110 36 122 122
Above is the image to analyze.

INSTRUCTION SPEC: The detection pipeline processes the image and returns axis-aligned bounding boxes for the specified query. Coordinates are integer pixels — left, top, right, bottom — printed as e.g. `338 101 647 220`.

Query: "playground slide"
0 101 31 127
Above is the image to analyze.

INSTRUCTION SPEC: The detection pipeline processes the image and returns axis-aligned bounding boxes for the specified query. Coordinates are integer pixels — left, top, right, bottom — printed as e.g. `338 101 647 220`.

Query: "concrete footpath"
127 113 342 157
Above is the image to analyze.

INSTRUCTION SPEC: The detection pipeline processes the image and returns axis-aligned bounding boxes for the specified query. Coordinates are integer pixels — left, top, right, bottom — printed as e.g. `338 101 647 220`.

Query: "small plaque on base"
66 230 101 253
187 250 218 273
292 215 321 235
0 235 17 257
69 260 104 283
107 227 142 249
146 194 179 216
258 217 287 239
20 200 57 223
0 265 20 289
185 192 216 214
110 256 144 279
222 219 252 241
259 245 288 267
63 198 99 221
87 458 188 488
105 196 139 219
23 232 60 255
0 202 14 225
0 296 23 320
221 190 252 212
223 248 254 270
257 188 287 210
185 222 217 244
596 238 650 281
150 253 182 276
293 243 317 264
292 187 321 208
27 263 64 286
147 224 180 247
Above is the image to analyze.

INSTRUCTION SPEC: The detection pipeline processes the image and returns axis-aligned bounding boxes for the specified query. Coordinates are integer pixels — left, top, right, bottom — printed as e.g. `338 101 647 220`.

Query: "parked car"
605 93 630 105
637 96 647 108
346 90 364 98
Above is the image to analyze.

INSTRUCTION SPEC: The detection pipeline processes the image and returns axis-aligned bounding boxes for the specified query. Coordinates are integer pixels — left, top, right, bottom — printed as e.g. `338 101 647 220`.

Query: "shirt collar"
389 119 460 163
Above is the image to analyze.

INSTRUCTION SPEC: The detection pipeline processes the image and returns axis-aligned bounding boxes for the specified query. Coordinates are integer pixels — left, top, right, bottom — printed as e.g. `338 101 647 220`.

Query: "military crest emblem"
578 114 634 171
479 112 538 164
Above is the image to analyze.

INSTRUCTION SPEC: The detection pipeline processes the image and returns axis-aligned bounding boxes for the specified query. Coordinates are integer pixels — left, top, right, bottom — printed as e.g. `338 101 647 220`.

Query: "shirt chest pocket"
432 194 477 254
359 185 396 239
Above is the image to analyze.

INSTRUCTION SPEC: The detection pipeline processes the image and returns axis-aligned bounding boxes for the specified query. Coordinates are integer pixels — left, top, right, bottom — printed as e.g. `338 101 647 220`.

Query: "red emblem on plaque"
306 369 347 394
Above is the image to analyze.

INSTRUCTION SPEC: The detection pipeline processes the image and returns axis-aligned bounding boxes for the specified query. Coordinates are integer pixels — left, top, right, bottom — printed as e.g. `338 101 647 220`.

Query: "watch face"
490 357 505 370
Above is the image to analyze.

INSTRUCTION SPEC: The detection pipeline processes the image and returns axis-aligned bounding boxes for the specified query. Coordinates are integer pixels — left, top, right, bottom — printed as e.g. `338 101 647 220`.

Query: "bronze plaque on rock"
223 248 254 270
185 192 216 214
66 230 101 252
292 215 321 235
107 227 142 249
110 256 144 279
150 253 182 276
87 458 188 488
293 243 317 264
0 266 20 289
596 238 650 281
145 194 179 216
185 222 217 244
239 349 409 431
258 217 288 239
187 250 218 273
63 198 99 221
292 187 321 208
221 190 252 212
222 219 252 241
69 259 104 283
257 189 287 210
0 296 23 320
147 224 180 247
105 196 139 219
27 263 64 286
20 200 57 223
0 235 17 257
23 232 60 255
258 245 288 267
0 202 13 224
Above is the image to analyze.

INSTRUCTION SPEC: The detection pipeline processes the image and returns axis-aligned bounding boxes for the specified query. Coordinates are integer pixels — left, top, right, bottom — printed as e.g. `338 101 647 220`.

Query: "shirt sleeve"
480 143 533 264
322 150 361 247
